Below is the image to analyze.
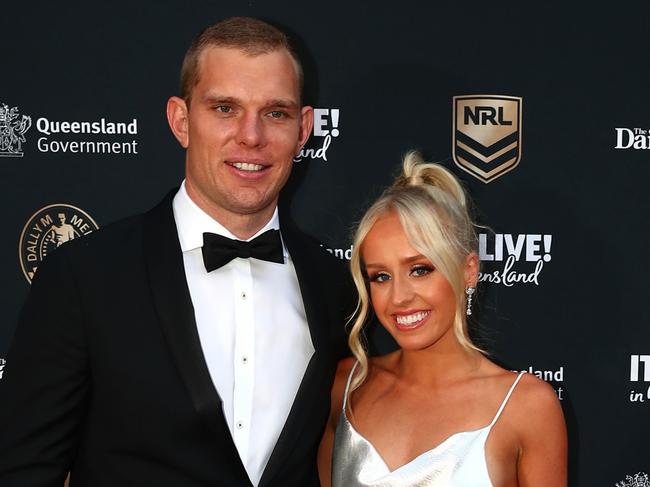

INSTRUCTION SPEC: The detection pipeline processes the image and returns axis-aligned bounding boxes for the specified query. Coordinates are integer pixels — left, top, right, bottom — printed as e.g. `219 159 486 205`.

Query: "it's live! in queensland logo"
478 232 552 286
628 354 650 403
294 107 340 162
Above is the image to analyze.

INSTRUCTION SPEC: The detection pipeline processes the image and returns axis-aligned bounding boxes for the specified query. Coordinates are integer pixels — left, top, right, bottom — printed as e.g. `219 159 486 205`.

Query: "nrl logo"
0 103 32 157
616 472 650 487
452 95 522 183
19 204 99 283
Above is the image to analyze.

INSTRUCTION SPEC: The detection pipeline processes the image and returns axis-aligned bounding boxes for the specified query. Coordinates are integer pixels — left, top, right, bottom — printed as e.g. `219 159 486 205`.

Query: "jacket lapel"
259 217 338 487
143 191 230 438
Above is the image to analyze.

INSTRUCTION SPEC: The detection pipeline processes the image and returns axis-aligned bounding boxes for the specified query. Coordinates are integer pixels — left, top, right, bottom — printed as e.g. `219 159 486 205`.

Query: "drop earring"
465 286 476 316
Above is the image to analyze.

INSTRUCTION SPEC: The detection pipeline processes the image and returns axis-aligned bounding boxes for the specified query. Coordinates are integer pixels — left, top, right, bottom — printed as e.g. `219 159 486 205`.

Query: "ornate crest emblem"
452 95 522 183
0 103 32 157
616 472 650 487
19 204 99 283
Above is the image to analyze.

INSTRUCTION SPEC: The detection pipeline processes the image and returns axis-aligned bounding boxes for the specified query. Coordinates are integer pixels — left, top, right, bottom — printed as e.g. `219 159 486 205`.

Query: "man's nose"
236 112 266 147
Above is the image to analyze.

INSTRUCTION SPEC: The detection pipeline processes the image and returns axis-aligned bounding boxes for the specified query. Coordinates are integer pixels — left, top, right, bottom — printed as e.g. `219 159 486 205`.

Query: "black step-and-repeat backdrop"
1 2 649 485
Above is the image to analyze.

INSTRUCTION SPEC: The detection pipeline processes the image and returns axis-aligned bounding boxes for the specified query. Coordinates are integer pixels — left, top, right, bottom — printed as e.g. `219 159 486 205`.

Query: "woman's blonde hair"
348 151 481 391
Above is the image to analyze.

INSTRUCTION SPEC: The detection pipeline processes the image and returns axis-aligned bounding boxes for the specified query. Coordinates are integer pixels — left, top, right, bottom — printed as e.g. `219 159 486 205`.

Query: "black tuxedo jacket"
0 192 351 487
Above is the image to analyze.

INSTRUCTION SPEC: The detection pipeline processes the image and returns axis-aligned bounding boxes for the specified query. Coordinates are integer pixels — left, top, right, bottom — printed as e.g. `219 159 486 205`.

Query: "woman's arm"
516 377 568 487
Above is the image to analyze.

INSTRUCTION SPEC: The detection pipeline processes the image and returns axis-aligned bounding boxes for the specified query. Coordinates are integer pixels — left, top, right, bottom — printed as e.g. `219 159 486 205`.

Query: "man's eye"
369 272 390 283
411 265 433 277
215 105 232 113
269 110 285 119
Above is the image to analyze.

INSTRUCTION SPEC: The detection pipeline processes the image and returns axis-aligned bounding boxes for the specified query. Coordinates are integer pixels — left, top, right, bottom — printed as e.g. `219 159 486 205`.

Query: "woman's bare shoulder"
506 373 568 481
480 362 561 414
469 359 560 415
513 373 562 412
505 372 566 439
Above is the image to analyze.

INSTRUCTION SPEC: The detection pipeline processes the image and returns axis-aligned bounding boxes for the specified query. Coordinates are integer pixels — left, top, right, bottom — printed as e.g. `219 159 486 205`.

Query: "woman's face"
362 212 459 352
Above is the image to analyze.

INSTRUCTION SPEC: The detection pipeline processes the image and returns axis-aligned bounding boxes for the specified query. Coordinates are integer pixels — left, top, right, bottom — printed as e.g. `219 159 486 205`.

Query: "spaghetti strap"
341 361 360 411
489 371 525 427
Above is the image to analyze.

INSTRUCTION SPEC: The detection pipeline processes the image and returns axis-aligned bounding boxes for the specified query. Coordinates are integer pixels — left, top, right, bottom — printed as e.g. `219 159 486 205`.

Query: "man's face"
169 46 313 222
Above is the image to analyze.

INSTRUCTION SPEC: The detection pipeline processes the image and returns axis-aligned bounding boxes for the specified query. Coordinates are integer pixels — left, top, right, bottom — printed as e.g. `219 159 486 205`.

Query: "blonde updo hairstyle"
348 151 481 391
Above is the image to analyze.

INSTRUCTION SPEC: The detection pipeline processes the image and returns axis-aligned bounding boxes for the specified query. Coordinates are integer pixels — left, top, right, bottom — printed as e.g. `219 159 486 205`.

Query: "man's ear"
167 96 189 148
464 252 479 287
296 105 314 154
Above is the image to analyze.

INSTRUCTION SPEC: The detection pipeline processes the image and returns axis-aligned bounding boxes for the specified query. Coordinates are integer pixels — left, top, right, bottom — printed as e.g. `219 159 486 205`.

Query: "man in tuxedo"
0 17 350 487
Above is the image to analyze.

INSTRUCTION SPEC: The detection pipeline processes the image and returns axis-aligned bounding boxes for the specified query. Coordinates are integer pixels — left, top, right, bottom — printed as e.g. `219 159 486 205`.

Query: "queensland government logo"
616 472 649 487
0 103 32 157
0 99 139 156
453 95 522 183
19 204 99 283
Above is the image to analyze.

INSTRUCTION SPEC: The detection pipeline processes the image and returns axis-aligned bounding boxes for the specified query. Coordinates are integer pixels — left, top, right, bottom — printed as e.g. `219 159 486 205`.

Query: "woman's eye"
411 265 433 277
370 272 390 283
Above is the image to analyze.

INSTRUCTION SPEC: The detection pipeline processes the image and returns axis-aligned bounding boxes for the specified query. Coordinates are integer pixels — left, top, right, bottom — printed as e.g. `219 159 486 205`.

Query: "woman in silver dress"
318 152 567 486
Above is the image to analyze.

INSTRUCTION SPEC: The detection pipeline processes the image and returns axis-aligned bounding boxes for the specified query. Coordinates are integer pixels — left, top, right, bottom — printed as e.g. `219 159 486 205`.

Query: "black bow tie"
201 229 284 272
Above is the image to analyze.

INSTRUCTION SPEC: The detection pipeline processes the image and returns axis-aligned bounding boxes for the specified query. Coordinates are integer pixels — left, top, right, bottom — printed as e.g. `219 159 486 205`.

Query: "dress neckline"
341 362 525 475
343 407 493 474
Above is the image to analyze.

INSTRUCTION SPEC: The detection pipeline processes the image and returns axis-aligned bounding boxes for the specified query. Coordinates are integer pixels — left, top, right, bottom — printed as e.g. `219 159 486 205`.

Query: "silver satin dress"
331 363 525 487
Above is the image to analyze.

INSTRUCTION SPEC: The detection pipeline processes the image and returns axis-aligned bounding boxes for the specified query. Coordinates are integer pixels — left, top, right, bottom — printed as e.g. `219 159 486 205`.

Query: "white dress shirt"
172 182 314 487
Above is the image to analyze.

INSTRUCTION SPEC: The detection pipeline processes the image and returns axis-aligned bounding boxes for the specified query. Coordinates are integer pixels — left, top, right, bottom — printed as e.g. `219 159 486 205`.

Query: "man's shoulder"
282 221 348 273
59 211 146 257
43 191 175 266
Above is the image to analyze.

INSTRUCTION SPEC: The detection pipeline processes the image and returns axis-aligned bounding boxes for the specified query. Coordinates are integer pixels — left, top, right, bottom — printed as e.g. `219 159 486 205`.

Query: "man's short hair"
180 17 304 105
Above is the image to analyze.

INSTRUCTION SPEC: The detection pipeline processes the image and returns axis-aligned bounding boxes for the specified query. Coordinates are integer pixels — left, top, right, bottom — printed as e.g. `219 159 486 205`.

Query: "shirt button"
241 356 249 364
241 292 247 300
236 421 243 429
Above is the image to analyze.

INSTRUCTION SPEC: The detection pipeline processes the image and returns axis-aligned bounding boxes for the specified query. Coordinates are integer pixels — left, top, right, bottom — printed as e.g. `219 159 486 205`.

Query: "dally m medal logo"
19 204 99 283
0 103 32 157
453 95 522 183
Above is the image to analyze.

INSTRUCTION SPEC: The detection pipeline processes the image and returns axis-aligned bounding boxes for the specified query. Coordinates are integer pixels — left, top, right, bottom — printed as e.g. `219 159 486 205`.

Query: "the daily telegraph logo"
615 472 649 487
453 95 522 183
294 108 340 162
0 103 32 157
629 354 650 403
19 204 99 283
478 233 552 286
614 127 650 150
